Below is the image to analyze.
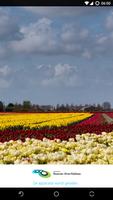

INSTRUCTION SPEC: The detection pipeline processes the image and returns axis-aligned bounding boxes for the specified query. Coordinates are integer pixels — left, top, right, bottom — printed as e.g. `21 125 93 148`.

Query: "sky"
0 7 113 106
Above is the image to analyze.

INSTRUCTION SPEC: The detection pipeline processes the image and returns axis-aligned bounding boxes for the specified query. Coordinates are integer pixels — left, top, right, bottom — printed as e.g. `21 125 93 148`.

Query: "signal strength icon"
84 1 89 5
90 2 94 5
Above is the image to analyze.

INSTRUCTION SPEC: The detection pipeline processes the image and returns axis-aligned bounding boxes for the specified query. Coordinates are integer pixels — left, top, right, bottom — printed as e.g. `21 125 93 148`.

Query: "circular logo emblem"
32 169 51 178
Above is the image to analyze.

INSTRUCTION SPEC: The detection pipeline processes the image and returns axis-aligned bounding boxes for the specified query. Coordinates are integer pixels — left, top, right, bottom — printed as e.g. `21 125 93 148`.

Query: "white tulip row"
0 132 113 164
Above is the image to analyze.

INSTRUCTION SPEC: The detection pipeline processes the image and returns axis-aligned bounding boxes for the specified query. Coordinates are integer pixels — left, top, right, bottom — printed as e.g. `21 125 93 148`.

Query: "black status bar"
0 0 113 6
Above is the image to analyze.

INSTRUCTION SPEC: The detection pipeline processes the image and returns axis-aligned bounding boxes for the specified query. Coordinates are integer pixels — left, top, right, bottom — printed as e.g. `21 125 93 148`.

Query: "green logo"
32 169 51 178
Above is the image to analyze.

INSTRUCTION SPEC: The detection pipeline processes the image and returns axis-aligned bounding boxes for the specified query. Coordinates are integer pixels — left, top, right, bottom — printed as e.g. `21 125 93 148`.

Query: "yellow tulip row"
0 112 93 130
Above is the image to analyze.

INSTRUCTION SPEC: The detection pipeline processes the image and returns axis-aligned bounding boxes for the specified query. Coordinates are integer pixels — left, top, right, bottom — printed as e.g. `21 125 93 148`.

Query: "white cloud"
60 24 90 56
7 10 113 60
106 12 113 30
61 24 76 43
11 18 57 54
36 63 80 87
54 63 74 77
95 32 113 56
0 8 21 40
96 36 108 44
82 49 92 59
61 24 89 43
0 65 11 77
10 18 91 58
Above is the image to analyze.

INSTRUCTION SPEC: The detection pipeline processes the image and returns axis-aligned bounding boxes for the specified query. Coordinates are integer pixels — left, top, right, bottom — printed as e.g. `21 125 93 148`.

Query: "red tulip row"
0 123 113 142
76 112 104 125
0 112 113 142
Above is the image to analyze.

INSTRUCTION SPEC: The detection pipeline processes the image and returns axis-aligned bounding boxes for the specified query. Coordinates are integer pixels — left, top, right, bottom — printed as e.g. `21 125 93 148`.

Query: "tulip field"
0 112 113 164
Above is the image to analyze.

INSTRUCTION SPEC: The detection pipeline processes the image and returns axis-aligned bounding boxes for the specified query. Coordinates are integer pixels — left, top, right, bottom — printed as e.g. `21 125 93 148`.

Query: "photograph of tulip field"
0 111 113 164
0 6 113 164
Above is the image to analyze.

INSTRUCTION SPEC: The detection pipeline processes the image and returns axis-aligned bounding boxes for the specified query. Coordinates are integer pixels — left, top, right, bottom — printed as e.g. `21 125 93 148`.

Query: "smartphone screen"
0 1 113 199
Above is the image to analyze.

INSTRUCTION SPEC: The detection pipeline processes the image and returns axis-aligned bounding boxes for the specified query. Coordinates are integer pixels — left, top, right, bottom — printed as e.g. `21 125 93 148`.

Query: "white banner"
0 165 113 188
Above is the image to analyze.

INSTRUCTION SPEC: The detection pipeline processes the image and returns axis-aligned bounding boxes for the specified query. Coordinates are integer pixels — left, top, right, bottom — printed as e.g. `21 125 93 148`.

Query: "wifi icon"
84 1 89 5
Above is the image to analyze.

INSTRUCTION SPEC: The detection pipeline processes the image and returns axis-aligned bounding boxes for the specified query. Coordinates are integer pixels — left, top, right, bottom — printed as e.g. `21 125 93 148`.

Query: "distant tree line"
0 100 112 113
